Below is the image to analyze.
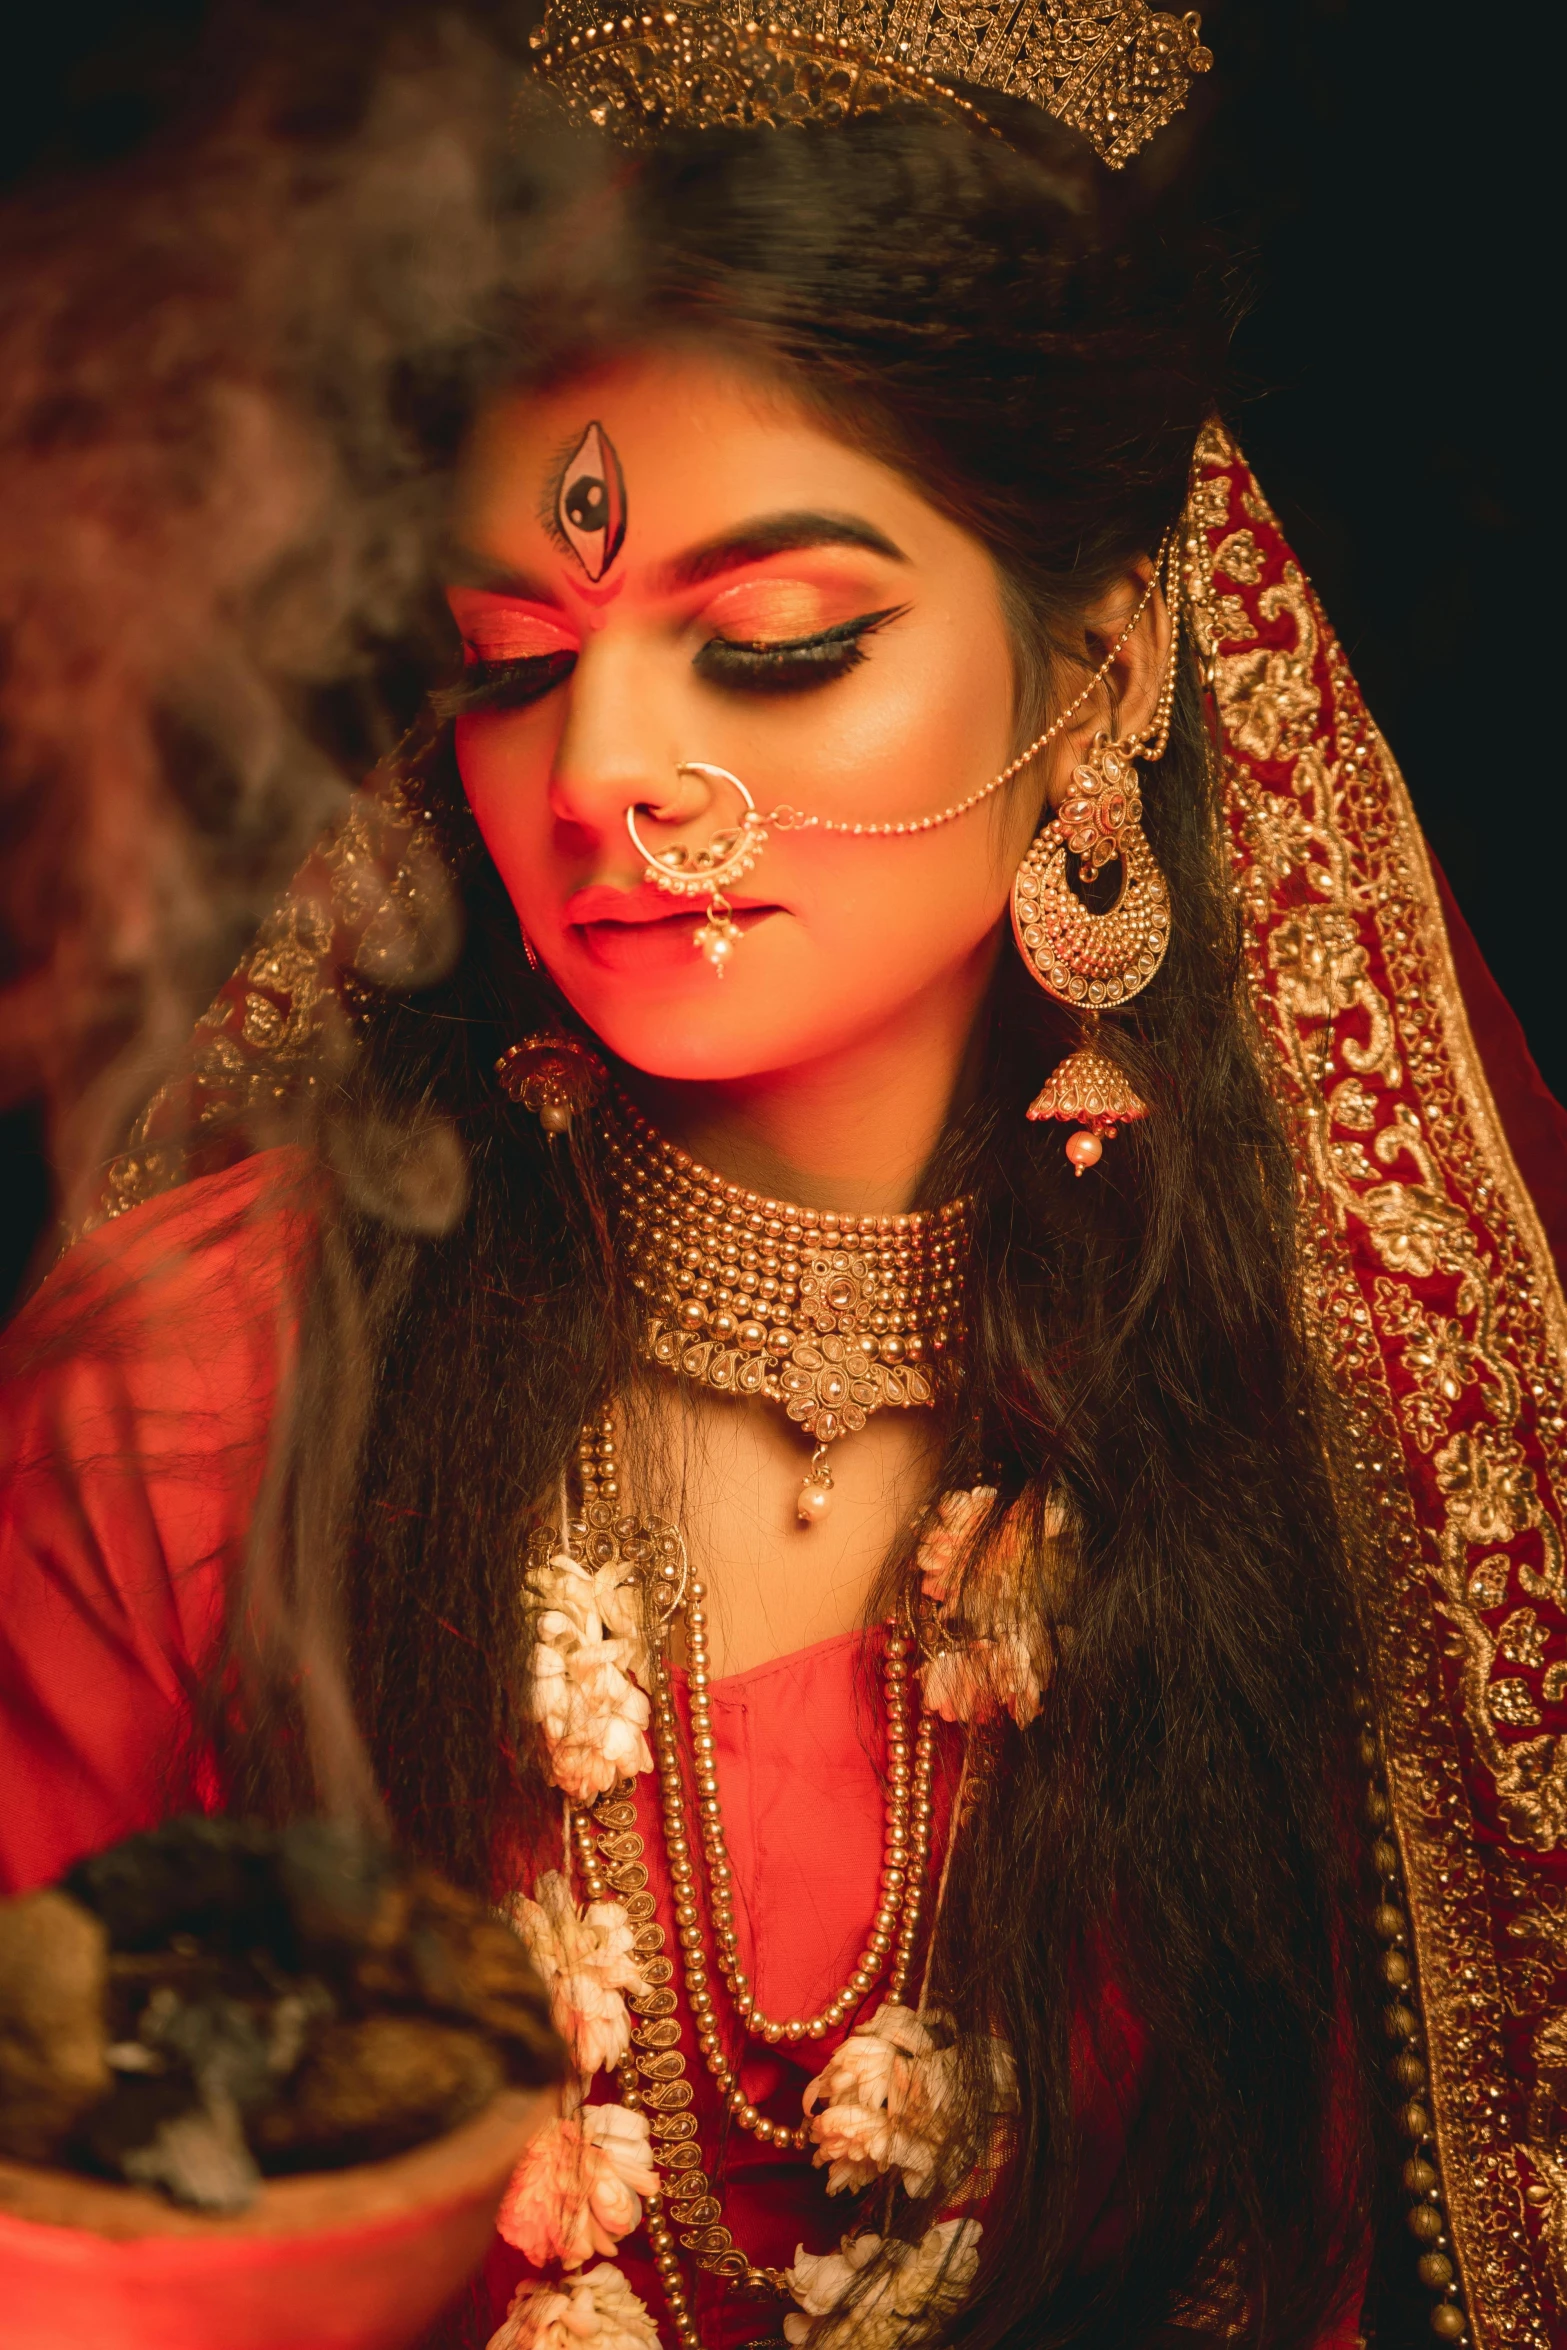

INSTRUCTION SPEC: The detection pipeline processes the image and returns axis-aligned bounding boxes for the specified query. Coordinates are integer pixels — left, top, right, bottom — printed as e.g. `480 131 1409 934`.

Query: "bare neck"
628 934 999 1215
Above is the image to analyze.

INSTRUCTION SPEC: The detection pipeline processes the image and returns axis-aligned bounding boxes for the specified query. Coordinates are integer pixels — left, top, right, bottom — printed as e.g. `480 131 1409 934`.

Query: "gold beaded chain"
1352 1690 1473 2346
681 1581 936 2059
564 1414 941 2329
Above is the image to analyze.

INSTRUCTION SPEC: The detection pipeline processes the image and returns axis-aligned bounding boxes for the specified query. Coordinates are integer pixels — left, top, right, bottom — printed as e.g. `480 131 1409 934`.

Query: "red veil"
17 428 1567 2344
1187 424 1567 2344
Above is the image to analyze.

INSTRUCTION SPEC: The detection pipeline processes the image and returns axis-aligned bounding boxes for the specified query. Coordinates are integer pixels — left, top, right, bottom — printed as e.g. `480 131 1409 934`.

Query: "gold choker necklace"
602 1097 971 1521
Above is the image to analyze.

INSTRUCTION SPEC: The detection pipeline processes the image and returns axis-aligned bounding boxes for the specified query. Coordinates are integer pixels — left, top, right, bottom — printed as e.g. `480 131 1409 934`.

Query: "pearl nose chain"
625 543 1170 971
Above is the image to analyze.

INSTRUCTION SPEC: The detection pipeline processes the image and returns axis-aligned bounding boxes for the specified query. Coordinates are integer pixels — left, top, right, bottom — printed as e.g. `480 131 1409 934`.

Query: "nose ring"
625 764 769 974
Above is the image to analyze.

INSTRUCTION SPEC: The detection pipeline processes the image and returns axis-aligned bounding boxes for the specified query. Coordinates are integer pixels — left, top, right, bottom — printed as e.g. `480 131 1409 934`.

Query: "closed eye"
694 606 907 696
432 650 578 719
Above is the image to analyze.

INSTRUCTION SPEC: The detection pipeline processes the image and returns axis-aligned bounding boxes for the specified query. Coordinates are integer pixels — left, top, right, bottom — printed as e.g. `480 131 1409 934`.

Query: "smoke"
0 2 563 1243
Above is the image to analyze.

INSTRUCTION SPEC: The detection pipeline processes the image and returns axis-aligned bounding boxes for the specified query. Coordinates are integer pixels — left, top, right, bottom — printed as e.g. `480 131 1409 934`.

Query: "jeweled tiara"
530 0 1212 167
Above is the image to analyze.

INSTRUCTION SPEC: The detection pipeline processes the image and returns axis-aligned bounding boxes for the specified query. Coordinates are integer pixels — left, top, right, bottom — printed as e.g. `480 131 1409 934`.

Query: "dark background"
0 0 1556 1315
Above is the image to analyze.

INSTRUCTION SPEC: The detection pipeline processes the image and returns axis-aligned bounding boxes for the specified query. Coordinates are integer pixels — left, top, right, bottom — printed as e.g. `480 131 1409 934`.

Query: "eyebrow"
656 511 908 593
445 551 565 607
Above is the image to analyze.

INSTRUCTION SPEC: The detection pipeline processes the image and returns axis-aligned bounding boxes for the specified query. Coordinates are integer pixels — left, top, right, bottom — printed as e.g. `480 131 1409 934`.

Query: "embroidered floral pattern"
1187 418 1567 2337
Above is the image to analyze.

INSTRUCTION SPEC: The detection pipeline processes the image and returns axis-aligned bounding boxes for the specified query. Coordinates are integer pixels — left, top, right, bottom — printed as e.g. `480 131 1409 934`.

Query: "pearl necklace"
602 1097 972 1522
563 1415 939 2337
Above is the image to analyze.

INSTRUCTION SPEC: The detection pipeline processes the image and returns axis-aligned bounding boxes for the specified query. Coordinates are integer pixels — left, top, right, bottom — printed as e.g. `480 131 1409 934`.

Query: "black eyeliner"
432 649 578 720
694 605 907 694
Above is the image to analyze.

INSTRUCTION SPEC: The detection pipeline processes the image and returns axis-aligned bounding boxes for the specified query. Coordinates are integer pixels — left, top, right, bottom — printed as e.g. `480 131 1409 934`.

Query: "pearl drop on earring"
797 1446 835 1525
494 1034 607 1140
1065 1130 1104 1176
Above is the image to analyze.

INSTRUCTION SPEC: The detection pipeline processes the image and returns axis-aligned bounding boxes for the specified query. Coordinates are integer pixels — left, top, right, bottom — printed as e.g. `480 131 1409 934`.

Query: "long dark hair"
223 110 1378 2348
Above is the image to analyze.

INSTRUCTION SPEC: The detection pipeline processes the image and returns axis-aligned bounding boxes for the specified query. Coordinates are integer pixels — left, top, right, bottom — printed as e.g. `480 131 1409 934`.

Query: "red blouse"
0 1151 1366 2345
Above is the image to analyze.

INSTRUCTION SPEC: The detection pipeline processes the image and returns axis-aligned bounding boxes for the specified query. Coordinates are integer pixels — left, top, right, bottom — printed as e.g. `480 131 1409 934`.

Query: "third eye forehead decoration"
549 421 627 582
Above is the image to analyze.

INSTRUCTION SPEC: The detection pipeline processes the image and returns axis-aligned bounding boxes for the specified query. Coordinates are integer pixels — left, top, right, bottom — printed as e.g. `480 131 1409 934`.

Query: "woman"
3 8 1563 2347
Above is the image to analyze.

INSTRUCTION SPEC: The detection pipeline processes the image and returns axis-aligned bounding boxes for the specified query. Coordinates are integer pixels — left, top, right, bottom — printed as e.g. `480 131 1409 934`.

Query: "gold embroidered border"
1188 420 1567 2342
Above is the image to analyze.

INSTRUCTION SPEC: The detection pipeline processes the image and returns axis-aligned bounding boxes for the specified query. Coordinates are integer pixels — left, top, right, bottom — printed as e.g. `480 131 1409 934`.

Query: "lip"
563 886 783 973
564 880 781 927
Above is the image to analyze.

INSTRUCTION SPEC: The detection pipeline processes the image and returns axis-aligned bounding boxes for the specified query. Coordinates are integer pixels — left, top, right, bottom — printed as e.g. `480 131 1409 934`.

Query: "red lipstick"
563 883 780 974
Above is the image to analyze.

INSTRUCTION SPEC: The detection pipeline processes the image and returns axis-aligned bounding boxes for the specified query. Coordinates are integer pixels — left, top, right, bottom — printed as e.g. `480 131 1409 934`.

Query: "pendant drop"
494 1032 607 1139
797 1445 835 1525
693 893 739 973
1026 1040 1147 1172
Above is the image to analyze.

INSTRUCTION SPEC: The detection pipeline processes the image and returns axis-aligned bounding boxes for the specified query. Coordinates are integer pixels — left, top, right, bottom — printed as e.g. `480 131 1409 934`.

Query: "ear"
1036 557 1171 812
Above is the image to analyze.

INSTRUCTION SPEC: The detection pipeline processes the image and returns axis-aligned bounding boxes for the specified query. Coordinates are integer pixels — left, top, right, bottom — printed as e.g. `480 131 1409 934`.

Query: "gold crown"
530 0 1211 167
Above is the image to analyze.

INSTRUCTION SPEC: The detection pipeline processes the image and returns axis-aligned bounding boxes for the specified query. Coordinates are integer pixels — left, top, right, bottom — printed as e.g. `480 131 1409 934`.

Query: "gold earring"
495 1032 606 1138
1010 540 1183 1172
626 763 766 974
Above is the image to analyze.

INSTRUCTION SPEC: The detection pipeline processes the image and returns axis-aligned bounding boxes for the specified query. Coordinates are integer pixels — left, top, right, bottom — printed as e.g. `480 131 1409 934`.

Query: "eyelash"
434 605 907 720
695 607 906 696
431 651 578 720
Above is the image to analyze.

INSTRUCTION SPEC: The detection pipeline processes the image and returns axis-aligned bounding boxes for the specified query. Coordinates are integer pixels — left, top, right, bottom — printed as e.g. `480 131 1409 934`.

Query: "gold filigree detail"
1500 1609 1550 1671
1212 528 1262 584
85 785 447 1231
1329 1075 1379 1132
1215 570 1324 764
529 0 1213 169
1212 591 1257 644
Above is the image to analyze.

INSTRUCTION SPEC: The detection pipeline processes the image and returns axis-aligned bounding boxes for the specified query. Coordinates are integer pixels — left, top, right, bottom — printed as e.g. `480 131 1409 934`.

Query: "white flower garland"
527 1547 654 1805
496 2105 661 2268
802 2003 951 2197
914 1487 1056 1729
509 1870 650 2075
782 2218 982 2349
494 1489 1029 2350
489 2262 663 2350
801 2003 1016 2202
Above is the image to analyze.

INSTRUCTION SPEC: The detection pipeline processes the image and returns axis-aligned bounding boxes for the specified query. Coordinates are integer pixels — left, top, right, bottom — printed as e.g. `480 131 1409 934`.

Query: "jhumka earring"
625 763 765 973
1011 536 1183 1173
495 1032 607 1137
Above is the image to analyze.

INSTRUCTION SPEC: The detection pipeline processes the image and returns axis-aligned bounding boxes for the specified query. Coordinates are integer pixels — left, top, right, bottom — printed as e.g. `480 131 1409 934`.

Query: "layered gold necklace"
601 1094 973 1520
558 1416 940 2336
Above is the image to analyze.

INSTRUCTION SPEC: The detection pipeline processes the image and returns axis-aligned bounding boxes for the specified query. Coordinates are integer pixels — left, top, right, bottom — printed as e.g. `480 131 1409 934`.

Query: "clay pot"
0 2086 547 2350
